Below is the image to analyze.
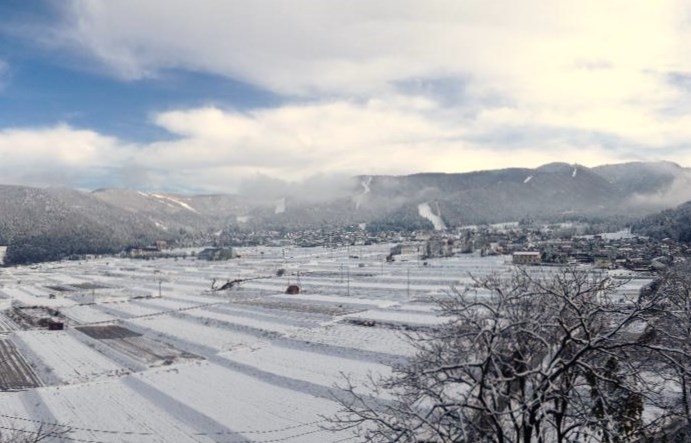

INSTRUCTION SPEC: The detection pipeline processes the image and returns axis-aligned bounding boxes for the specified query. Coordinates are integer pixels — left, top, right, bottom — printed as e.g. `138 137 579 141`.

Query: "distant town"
113 221 687 277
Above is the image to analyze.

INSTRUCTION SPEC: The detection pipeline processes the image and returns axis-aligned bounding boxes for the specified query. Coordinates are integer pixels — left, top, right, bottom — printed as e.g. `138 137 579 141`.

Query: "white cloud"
0 125 129 187
9 2 691 190
57 0 688 99
4 94 691 193
140 98 463 182
50 0 691 161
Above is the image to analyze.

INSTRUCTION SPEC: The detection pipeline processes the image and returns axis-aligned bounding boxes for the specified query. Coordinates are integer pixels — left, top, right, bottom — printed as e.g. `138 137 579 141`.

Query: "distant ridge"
0 161 689 264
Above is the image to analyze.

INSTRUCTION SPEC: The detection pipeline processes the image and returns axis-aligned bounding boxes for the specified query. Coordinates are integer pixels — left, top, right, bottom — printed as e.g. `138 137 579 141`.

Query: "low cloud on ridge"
1 1 691 193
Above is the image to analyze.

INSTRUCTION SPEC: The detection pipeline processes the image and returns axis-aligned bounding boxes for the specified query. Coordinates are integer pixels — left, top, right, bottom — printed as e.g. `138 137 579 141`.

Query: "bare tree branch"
330 266 691 442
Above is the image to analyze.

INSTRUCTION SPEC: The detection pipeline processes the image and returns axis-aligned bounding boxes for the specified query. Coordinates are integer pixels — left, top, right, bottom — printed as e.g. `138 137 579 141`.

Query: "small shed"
47 318 64 330
48 320 65 331
285 285 301 295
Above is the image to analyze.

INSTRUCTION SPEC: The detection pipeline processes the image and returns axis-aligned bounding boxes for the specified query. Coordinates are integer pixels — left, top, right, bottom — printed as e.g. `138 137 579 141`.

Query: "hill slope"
0 187 169 264
0 161 689 263
632 200 691 243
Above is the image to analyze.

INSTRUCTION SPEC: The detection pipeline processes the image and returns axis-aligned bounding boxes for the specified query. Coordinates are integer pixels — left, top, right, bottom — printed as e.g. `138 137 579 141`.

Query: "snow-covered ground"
0 245 650 441
417 202 446 230
12 330 126 385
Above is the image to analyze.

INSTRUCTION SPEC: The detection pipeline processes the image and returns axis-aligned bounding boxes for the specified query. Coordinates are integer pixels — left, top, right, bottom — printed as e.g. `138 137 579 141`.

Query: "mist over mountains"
1 161 690 264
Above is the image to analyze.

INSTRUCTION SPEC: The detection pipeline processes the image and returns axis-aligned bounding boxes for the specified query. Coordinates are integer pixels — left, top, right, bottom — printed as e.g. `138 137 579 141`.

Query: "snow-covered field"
0 245 648 441
12 330 126 385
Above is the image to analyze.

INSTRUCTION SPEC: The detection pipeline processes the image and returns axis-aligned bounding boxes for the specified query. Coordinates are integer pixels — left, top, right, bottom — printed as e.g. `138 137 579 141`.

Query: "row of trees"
330 265 691 442
4 233 132 265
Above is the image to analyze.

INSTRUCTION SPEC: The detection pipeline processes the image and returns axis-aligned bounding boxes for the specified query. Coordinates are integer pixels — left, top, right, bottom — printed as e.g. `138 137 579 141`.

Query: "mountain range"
1 161 690 264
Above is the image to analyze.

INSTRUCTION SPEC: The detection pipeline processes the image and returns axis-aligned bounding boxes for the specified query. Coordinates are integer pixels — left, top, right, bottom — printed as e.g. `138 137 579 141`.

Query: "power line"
0 413 153 436
79 300 227 326
194 419 327 435
0 413 348 442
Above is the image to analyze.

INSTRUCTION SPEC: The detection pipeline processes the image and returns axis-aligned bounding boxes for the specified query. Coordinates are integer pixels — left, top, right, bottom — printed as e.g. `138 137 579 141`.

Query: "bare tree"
636 262 691 440
329 267 681 442
0 422 72 443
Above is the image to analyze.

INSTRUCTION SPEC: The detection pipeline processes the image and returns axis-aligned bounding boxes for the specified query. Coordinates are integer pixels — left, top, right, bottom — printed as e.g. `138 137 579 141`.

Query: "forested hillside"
0 161 689 264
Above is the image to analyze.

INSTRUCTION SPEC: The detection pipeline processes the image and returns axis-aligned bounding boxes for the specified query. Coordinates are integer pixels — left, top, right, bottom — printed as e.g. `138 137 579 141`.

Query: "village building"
423 237 454 259
390 243 420 256
197 247 236 261
512 251 542 265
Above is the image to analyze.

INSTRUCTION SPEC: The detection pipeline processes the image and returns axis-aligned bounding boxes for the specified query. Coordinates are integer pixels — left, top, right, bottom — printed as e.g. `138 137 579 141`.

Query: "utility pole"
346 265 350 297
407 267 410 298
158 279 162 298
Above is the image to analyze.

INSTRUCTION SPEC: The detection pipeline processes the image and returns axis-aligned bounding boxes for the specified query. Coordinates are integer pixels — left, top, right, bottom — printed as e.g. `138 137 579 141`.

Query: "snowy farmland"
0 245 650 442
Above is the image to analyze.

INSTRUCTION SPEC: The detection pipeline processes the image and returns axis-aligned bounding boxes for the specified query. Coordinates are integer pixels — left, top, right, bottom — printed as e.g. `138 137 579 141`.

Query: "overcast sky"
1 0 690 193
